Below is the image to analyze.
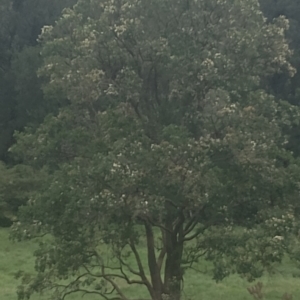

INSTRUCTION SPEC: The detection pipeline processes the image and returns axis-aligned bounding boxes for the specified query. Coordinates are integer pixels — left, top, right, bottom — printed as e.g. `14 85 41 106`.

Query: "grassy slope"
1 228 300 300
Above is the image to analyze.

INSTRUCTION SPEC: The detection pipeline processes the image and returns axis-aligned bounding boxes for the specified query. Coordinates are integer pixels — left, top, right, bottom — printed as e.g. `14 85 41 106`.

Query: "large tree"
12 0 300 300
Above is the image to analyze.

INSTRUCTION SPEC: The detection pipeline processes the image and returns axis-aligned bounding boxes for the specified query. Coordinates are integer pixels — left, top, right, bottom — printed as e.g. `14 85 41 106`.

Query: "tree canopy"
7 1 300 300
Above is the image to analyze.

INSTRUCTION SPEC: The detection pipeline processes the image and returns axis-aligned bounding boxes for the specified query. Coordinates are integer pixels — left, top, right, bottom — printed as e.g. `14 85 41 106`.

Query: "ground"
1 228 300 300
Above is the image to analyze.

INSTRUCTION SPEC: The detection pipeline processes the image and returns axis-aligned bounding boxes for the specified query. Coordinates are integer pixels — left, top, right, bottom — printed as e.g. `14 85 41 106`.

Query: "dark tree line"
0 0 77 163
259 0 300 156
0 0 76 225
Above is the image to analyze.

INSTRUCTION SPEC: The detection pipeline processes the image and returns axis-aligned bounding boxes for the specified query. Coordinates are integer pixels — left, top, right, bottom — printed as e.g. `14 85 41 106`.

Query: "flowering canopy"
11 1 300 300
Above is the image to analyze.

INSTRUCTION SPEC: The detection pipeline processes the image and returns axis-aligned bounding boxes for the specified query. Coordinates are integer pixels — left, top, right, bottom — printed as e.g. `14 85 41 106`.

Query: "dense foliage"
1 0 300 162
5 1 300 300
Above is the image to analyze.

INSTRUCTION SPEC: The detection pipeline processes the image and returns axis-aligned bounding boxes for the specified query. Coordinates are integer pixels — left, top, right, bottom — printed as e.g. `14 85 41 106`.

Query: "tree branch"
157 247 166 272
119 257 141 277
144 221 163 293
119 263 145 285
104 276 129 300
173 207 185 237
182 227 207 242
81 263 143 286
184 204 207 236
129 237 154 296
62 288 120 300
146 215 173 234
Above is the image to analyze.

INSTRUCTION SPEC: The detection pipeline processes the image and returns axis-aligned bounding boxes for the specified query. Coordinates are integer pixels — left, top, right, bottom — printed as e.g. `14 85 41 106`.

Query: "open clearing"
1 228 300 300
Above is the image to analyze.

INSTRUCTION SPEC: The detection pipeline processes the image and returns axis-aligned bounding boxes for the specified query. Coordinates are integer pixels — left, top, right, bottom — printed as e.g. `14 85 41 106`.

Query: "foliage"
0 162 47 227
10 1 300 300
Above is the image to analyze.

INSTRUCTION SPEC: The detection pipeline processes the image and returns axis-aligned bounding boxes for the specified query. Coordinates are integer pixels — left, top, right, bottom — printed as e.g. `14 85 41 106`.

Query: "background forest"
1 0 300 300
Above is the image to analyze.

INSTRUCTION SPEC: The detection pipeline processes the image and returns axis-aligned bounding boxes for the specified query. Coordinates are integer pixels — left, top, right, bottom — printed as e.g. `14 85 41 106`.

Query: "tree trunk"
163 216 184 300
145 221 163 300
163 245 183 300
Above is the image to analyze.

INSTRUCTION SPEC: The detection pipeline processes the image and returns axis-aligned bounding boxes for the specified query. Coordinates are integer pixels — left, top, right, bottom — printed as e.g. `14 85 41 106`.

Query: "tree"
11 0 300 300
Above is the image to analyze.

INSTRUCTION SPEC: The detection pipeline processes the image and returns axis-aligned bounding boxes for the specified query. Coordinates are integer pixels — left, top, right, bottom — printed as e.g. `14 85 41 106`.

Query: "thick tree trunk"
143 202 185 300
163 244 183 300
144 222 163 300
163 212 184 300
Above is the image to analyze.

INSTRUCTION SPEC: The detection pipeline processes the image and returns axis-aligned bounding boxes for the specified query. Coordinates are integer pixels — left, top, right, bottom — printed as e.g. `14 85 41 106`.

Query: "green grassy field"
1 228 300 300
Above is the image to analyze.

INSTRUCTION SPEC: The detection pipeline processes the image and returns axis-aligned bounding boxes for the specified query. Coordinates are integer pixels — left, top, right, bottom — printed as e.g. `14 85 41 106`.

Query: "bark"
144 221 163 300
163 237 183 300
142 202 186 300
162 205 185 300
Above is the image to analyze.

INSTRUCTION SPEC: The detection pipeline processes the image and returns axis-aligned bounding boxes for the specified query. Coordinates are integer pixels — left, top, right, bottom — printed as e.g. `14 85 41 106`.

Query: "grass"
1 227 300 300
